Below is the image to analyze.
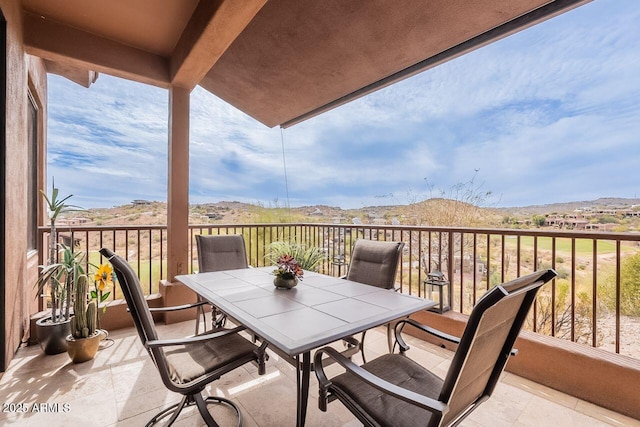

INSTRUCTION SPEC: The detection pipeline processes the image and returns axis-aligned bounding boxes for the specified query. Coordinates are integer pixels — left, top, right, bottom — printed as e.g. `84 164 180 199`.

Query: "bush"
265 241 326 272
601 253 640 316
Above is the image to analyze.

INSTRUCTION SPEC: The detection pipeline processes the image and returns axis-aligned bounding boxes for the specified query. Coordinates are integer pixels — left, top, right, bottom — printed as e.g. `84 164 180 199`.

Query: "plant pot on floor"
66 331 102 363
35 317 71 355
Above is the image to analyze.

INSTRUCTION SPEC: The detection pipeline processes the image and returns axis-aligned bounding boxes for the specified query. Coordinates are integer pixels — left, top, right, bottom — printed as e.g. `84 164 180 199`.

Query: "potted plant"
265 241 325 271
272 254 304 289
267 241 325 289
33 183 82 354
66 275 101 363
34 244 85 354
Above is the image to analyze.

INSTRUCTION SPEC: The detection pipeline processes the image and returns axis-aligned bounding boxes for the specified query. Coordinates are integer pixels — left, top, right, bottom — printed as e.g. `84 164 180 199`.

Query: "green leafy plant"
41 181 82 271
35 244 86 323
36 182 83 323
265 241 325 272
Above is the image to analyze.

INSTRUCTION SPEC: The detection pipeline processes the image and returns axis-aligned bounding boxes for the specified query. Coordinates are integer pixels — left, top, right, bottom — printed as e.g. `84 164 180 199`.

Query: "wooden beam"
170 0 267 89
43 60 98 88
23 11 169 88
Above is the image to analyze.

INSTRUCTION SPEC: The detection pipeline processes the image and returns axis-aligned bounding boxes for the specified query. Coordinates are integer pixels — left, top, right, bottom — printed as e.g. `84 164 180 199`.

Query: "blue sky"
47 0 640 209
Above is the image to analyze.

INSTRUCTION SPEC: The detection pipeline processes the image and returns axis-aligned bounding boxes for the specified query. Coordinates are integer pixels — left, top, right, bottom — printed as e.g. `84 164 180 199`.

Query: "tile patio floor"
1 320 638 427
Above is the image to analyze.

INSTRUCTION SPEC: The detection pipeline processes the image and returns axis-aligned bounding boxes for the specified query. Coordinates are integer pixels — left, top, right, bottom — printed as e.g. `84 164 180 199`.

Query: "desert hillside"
57 197 640 232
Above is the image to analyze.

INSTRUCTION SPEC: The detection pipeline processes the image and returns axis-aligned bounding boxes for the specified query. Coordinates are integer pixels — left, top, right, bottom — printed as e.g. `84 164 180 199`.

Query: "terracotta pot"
35 317 71 355
65 331 102 363
273 276 298 289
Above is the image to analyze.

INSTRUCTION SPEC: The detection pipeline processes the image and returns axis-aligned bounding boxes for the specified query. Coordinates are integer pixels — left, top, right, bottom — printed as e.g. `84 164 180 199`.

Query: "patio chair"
314 269 557 427
195 234 249 330
100 248 267 427
343 239 405 362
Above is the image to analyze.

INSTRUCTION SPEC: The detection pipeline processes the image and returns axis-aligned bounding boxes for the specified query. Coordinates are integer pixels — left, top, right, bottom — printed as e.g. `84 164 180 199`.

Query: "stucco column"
167 86 190 281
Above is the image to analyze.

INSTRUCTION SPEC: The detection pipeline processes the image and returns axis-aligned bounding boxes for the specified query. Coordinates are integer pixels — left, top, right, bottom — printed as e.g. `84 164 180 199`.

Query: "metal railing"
38 223 640 358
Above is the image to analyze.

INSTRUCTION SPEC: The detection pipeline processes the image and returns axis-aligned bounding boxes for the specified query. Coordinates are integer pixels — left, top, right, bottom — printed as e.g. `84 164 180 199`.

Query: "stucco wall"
1 0 47 371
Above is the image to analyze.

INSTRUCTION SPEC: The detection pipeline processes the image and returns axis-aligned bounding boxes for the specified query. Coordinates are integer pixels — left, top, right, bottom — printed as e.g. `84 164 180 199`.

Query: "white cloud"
47 0 640 209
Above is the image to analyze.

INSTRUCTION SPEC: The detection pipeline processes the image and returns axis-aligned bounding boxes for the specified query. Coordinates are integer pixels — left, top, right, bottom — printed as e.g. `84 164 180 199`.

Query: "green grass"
505 236 624 255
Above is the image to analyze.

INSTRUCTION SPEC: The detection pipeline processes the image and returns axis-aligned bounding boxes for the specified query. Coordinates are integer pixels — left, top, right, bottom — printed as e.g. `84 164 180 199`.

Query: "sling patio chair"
195 234 249 331
100 247 267 427
315 269 557 427
342 239 405 362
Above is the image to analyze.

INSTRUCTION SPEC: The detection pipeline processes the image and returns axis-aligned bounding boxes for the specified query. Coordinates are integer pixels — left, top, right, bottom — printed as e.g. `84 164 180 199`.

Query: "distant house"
132 199 152 206
57 217 88 226
585 223 617 232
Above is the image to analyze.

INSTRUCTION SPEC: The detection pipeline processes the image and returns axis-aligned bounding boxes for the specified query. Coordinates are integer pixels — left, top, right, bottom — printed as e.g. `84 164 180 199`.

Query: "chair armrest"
394 318 517 356
146 325 246 348
127 300 208 314
148 300 208 313
314 346 448 416
394 318 461 352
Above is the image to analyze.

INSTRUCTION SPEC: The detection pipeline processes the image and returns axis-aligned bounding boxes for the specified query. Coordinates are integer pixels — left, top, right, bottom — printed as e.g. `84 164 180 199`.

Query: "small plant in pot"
272 254 304 289
266 241 325 272
34 244 86 355
66 275 102 363
33 183 82 355
266 241 325 289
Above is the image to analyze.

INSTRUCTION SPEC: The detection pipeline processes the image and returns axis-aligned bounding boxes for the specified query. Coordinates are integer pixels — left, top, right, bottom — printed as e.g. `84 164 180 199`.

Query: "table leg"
295 351 311 427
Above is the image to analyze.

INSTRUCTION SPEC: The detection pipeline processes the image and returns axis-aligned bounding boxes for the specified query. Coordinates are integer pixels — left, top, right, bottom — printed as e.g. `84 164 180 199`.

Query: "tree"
532 215 546 227
602 252 640 316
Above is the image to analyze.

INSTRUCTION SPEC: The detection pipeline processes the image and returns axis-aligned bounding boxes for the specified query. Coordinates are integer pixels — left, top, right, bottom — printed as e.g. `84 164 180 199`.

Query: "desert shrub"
601 253 640 316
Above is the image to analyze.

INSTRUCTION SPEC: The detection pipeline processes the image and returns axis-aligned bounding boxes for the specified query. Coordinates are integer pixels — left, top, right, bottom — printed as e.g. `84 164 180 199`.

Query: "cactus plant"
71 275 97 339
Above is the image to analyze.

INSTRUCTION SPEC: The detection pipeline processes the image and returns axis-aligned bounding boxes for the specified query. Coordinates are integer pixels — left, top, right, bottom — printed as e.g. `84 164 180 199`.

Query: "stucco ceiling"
20 0 590 128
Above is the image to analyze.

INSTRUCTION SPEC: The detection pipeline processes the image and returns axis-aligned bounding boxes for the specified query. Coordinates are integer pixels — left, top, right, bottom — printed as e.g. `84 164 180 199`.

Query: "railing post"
447 231 454 311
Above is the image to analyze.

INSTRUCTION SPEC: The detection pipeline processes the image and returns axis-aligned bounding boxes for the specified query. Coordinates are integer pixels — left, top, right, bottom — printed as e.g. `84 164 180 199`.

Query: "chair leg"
200 394 243 427
145 395 188 427
212 307 227 329
144 393 242 427
360 330 367 364
195 295 207 335
195 393 220 427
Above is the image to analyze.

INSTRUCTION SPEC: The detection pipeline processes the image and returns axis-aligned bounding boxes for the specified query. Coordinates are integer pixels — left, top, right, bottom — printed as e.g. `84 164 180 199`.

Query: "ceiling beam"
44 60 98 88
170 0 267 90
23 10 170 88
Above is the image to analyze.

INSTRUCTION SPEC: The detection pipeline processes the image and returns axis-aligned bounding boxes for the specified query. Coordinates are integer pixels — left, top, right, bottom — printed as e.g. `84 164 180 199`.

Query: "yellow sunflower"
94 263 114 291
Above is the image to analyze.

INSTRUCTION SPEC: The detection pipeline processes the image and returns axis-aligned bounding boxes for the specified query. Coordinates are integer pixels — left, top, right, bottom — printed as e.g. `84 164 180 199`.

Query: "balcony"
3 321 638 426
31 222 640 423
6 1 638 424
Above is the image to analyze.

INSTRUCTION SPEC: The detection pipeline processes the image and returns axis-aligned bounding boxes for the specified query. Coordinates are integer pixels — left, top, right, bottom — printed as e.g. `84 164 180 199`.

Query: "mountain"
62 197 640 227
497 198 640 216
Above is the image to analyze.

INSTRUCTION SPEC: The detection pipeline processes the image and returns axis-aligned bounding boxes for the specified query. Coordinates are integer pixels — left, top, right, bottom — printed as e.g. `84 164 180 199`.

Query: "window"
27 91 38 251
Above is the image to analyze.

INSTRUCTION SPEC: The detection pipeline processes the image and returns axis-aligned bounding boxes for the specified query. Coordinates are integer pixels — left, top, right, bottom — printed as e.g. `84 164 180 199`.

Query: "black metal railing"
38 223 640 358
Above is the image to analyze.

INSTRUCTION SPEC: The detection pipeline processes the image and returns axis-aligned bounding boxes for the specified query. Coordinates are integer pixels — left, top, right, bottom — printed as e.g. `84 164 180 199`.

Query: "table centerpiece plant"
272 254 304 289
266 241 326 289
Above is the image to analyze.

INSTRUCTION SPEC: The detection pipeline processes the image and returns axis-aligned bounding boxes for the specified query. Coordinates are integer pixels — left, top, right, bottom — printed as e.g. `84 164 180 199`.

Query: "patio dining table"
176 267 434 427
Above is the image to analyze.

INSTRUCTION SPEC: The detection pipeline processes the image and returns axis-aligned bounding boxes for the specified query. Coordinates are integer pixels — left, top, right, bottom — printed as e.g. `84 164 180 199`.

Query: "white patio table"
176 267 434 427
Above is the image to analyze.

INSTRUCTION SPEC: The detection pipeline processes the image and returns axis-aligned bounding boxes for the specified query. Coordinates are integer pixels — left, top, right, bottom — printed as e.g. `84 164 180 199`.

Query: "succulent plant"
70 275 97 339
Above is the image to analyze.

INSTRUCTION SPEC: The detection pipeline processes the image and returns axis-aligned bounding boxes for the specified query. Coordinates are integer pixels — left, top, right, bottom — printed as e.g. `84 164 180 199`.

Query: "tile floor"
1 320 638 427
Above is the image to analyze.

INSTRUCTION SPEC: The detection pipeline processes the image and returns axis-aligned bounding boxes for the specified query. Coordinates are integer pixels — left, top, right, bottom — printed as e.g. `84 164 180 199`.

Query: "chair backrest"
99 247 174 385
195 234 248 272
438 269 557 426
346 239 404 289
